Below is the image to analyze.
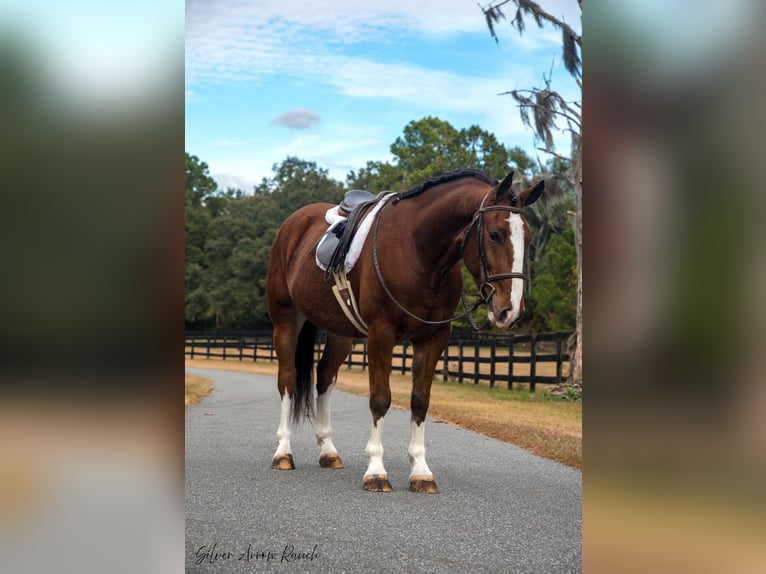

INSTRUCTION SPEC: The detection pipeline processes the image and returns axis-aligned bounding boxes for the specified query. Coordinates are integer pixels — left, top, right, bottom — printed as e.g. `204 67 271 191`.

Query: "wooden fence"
185 330 572 391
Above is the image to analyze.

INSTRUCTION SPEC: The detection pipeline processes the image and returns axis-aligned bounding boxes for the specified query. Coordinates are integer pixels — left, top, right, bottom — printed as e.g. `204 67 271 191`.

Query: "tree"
254 156 345 212
480 0 582 387
390 117 524 187
185 153 219 208
185 153 220 327
346 160 405 193
526 227 577 332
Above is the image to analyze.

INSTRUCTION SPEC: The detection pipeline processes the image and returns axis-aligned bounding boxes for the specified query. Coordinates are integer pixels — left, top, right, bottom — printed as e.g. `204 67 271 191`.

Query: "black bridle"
460 193 527 304
372 191 526 327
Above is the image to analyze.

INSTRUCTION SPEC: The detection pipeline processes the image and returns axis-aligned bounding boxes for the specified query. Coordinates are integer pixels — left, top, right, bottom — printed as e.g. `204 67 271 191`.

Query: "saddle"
312 189 390 336
315 189 377 275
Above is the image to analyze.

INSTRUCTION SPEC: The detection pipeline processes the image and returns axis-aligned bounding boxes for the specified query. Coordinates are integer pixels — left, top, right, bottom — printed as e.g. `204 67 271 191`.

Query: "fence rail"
185 330 572 391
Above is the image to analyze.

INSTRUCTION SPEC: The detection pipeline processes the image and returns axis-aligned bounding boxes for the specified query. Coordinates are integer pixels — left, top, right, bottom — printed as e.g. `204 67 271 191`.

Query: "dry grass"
185 358 581 469
185 373 214 407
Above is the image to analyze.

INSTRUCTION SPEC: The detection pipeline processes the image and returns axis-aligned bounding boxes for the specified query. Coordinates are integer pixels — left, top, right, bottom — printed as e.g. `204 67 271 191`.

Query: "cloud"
212 172 259 193
185 0 579 86
271 109 321 130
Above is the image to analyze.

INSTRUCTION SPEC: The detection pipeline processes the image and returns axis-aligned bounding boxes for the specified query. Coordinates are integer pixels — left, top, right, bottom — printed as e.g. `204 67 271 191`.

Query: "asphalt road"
186 368 581 573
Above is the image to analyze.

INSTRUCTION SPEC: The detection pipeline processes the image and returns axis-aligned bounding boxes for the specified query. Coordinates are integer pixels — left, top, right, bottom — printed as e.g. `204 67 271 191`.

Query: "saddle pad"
316 193 394 273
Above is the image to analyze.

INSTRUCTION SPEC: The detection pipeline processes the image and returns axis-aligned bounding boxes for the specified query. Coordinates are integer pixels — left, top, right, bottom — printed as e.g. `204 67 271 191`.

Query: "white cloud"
271 109 321 130
212 172 259 193
185 0 579 88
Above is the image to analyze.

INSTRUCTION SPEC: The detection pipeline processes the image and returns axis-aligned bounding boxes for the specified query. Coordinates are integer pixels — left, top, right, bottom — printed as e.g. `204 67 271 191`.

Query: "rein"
371 192 526 328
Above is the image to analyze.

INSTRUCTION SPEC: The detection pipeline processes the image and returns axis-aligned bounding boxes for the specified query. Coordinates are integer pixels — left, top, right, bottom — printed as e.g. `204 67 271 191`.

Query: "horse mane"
397 169 494 201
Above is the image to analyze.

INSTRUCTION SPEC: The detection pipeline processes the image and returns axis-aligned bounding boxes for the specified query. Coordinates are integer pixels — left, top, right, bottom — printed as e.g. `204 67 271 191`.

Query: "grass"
185 358 581 469
185 373 214 407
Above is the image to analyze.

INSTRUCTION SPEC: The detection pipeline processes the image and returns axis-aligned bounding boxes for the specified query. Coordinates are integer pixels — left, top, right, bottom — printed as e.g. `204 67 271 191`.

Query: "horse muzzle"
488 308 518 329
487 292 520 328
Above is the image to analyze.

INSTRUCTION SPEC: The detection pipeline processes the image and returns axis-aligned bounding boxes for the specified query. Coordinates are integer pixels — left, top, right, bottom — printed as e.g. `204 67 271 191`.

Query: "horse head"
462 171 544 329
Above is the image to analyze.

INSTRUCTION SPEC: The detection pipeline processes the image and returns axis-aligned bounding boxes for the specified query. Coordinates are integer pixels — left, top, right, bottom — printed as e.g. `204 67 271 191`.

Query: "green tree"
195 193 281 328
526 227 577 332
346 160 405 193
185 152 222 327
390 117 524 187
185 153 219 208
508 145 537 176
254 156 345 212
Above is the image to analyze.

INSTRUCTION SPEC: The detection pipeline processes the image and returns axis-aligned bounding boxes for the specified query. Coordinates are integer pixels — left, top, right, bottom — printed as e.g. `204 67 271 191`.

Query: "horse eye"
488 231 502 244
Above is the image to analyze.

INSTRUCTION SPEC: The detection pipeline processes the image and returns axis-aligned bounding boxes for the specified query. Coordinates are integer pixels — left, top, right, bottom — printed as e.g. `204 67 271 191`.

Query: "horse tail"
292 321 316 425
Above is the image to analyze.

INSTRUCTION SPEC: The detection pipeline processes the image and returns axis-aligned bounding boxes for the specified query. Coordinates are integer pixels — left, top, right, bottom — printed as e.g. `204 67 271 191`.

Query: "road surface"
186 368 581 573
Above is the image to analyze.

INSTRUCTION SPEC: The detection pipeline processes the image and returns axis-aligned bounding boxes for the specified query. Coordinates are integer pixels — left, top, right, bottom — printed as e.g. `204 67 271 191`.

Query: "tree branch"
502 96 582 129
481 0 581 45
537 147 571 162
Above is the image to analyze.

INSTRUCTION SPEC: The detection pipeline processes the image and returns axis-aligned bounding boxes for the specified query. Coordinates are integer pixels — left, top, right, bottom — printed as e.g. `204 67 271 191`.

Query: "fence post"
508 336 514 389
190 337 195 359
239 337 244 361
529 334 537 393
489 339 496 388
206 335 211 359
457 340 464 383
401 341 408 375
442 345 449 381
473 338 480 384
556 333 563 382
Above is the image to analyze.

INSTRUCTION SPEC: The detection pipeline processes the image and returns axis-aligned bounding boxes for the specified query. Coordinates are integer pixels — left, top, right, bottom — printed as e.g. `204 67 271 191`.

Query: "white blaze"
507 213 526 322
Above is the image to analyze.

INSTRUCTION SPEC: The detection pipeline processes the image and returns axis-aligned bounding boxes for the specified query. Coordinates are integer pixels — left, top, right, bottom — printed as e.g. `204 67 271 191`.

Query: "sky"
185 0 582 192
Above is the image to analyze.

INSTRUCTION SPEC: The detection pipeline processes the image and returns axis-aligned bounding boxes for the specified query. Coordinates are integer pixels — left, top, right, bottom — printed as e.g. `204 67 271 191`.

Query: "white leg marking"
408 417 433 479
363 417 387 477
506 212 526 323
274 393 292 456
315 380 338 457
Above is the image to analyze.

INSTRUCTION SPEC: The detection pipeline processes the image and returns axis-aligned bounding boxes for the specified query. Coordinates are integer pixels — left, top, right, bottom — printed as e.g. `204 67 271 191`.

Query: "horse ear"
493 171 515 201
518 179 544 206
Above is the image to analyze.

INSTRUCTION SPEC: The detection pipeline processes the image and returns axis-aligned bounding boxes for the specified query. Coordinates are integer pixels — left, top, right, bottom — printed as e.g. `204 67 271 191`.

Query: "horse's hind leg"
315 333 353 469
270 314 302 470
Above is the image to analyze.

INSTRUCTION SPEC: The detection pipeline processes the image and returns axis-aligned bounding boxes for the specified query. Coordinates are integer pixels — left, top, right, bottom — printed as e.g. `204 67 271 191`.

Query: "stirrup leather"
330 269 368 336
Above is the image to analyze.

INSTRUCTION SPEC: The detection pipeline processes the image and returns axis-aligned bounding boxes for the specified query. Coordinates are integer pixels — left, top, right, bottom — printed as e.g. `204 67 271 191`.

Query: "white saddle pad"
316 193 393 273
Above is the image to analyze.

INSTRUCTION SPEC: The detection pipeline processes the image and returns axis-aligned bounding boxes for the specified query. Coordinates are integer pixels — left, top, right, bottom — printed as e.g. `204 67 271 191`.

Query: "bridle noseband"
460 194 527 303
372 191 527 327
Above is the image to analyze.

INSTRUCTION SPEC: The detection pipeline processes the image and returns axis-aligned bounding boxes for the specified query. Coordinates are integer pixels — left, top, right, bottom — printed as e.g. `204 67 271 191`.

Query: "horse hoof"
271 454 295 470
319 454 344 469
363 474 393 492
409 475 439 494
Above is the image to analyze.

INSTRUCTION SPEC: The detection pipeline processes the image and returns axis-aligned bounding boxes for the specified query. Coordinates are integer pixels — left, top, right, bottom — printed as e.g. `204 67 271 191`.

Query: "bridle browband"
371 190 526 327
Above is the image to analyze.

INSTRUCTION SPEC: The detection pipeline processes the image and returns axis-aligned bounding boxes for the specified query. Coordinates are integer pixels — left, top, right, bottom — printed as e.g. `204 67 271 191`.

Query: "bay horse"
266 169 544 493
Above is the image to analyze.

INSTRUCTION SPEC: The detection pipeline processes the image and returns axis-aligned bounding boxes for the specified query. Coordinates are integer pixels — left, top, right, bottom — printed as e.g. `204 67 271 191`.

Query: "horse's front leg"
408 328 451 493
363 328 395 492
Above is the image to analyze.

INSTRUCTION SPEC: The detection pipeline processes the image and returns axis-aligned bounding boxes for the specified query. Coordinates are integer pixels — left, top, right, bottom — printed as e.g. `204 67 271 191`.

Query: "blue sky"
185 0 581 192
